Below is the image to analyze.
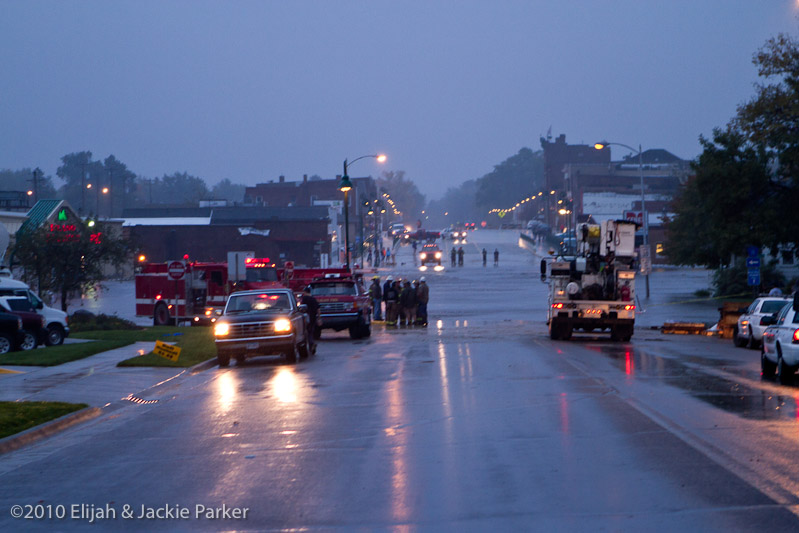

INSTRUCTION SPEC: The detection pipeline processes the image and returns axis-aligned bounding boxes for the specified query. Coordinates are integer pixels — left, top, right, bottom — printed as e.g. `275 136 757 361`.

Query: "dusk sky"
2 1 797 200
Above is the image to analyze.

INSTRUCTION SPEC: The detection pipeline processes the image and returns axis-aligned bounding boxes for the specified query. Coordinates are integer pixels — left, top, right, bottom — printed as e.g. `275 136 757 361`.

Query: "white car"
761 299 799 384
734 296 791 348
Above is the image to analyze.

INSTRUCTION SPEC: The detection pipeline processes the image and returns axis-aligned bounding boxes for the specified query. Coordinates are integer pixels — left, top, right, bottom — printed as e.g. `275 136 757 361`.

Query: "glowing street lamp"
340 154 386 269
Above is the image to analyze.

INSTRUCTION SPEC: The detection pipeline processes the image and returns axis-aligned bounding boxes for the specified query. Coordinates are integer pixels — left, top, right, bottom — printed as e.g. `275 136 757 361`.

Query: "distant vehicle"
408 229 440 242
213 288 312 367
419 243 442 266
761 298 799 384
734 296 792 348
307 278 371 339
389 223 407 237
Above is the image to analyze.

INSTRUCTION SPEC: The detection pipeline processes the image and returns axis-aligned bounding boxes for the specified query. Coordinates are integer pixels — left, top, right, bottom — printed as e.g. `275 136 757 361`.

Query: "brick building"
540 134 692 264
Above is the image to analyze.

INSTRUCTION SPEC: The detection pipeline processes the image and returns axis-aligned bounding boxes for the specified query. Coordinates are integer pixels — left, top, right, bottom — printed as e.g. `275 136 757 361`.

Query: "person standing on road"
400 280 417 327
494 248 499 266
385 247 392 266
457 246 464 267
416 277 429 326
482 248 487 267
383 277 400 327
300 286 321 349
450 247 457 267
369 276 383 321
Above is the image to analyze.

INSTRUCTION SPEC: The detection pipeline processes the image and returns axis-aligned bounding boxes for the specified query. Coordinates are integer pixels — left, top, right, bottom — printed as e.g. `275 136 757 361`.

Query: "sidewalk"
0 342 185 406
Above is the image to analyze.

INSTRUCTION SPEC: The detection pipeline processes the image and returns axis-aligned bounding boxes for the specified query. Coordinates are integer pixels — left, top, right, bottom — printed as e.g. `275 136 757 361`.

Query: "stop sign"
167 261 186 281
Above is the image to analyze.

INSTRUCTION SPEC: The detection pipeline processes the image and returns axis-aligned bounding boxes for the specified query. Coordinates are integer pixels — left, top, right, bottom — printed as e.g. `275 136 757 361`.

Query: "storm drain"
122 394 159 405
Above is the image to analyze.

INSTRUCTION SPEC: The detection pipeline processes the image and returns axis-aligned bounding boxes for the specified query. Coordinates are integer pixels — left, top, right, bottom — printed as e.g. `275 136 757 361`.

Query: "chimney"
303 174 308 183
279 175 285 183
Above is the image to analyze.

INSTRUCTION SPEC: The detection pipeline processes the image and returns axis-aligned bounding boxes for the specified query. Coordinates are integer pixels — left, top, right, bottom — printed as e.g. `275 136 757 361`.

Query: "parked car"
734 296 792 348
0 299 45 350
0 312 25 354
0 278 70 345
761 298 799 384
213 288 312 367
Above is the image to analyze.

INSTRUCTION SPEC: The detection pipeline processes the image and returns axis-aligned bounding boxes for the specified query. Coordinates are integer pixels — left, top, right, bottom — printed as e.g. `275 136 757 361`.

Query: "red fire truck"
135 257 352 326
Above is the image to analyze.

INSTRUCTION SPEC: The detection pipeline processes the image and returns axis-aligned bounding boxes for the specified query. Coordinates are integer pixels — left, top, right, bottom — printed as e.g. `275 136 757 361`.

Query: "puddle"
590 344 799 422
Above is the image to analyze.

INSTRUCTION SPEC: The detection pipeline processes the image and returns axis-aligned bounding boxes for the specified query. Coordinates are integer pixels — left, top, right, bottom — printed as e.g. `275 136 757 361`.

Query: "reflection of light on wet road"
384 379 410 522
271 367 298 403
625 351 634 376
433 265 444 272
559 392 570 435
215 372 237 414
418 266 427 272
438 341 452 421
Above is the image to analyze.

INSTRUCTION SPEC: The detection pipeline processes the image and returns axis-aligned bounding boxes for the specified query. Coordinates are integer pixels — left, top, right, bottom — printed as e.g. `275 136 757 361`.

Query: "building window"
655 243 665 255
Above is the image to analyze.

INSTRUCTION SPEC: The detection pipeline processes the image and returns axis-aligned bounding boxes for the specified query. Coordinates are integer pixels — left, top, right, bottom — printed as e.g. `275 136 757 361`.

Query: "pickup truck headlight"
435 252 441 259
274 318 292 333
420 253 427 259
214 322 230 336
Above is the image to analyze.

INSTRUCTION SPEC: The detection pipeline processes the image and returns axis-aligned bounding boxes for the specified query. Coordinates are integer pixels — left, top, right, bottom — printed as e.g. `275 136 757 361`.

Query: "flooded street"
2 230 798 531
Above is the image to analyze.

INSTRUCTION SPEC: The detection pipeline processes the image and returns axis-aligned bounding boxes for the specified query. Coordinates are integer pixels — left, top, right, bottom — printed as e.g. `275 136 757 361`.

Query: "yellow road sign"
154 340 181 362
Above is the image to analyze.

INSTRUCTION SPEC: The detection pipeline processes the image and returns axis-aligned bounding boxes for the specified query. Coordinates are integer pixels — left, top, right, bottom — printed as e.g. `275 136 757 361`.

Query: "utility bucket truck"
541 220 637 341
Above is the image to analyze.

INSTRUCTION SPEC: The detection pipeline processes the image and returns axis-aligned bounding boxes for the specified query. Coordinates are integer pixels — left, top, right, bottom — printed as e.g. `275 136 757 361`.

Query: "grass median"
116 326 216 368
0 401 88 439
0 327 216 368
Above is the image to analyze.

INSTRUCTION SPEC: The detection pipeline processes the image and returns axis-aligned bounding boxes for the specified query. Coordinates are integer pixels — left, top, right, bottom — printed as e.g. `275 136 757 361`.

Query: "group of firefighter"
368 276 429 327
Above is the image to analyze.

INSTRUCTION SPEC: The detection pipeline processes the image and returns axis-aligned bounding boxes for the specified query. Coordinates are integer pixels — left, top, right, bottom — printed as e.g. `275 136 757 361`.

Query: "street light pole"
339 154 387 270
594 141 650 298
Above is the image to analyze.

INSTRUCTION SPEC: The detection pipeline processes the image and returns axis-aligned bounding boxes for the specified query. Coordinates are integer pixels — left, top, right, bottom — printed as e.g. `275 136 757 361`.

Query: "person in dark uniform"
301 286 320 349
482 248 487 267
457 246 464 266
450 247 457 267
494 248 499 266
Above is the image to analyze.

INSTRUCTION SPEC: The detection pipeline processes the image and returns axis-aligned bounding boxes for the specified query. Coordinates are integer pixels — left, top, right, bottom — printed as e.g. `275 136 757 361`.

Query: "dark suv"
0 312 24 354
213 288 312 366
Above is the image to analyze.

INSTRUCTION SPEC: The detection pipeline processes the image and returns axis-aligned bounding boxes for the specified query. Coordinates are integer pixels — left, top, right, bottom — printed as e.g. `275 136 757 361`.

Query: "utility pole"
80 162 87 215
28 168 41 204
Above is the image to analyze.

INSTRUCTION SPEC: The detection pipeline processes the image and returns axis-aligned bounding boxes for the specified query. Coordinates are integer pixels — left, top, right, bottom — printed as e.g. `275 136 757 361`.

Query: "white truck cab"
0 278 69 345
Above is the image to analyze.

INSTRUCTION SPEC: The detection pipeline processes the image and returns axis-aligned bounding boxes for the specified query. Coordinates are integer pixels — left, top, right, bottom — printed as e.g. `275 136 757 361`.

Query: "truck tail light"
624 305 635 311
793 329 799 344
552 303 564 309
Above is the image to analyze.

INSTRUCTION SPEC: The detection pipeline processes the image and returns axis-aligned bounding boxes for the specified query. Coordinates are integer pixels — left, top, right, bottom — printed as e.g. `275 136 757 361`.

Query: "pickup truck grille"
321 302 351 312
228 321 275 338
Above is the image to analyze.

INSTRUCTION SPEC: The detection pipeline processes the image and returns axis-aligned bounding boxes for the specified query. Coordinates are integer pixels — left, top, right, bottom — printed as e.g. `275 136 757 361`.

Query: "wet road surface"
1 230 798 531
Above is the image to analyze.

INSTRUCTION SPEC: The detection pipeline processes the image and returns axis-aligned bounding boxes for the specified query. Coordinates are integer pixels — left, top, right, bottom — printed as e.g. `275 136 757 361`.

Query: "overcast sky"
1 1 797 200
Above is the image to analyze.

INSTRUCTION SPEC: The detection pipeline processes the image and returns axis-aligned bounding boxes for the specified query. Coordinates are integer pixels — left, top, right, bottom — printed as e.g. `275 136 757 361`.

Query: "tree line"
0 151 247 218
667 33 799 292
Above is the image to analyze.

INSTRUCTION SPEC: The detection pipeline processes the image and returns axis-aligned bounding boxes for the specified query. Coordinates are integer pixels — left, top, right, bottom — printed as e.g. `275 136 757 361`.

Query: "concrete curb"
0 406 102 455
189 357 219 374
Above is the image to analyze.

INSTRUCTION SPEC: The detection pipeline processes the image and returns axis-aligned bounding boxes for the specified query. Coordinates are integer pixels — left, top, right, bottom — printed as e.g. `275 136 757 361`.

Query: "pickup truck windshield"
311 283 357 296
227 293 291 313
